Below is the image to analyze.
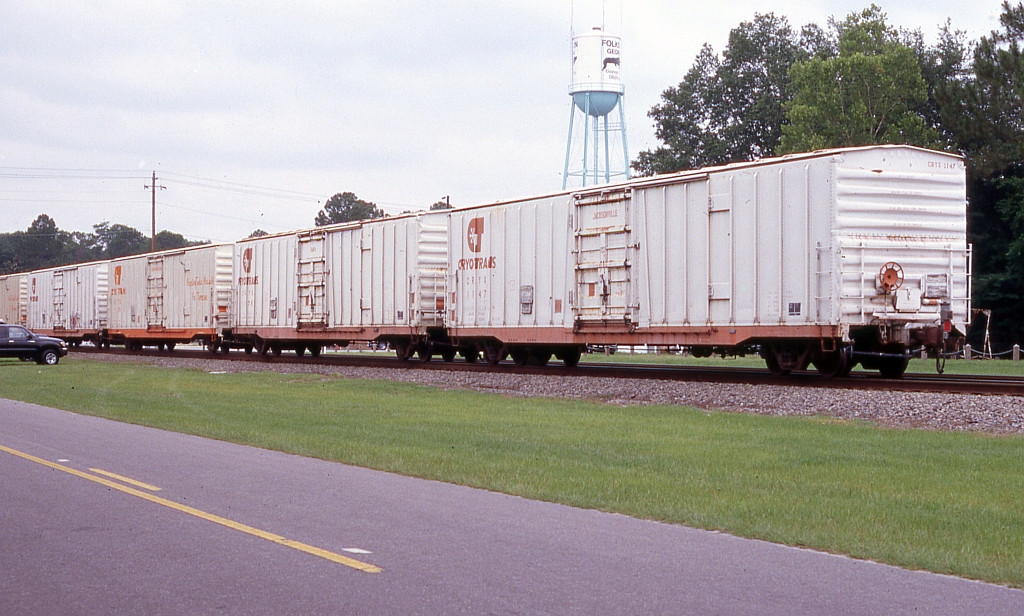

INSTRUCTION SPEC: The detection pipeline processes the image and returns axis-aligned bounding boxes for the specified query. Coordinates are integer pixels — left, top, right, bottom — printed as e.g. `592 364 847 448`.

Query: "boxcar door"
297 230 328 326
416 216 447 327
51 270 67 329
146 255 165 328
572 188 636 325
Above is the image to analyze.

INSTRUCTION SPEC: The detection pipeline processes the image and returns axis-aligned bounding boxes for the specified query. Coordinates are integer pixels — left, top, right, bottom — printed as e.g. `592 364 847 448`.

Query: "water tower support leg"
619 97 631 180
583 94 591 187
562 104 577 190
604 114 611 184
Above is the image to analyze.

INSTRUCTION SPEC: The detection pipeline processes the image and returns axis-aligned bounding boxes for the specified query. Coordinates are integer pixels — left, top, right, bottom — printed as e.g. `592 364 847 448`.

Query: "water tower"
562 26 630 189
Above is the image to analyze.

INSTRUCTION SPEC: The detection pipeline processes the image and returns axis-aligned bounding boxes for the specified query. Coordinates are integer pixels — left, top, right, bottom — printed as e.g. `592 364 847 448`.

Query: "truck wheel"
37 349 60 365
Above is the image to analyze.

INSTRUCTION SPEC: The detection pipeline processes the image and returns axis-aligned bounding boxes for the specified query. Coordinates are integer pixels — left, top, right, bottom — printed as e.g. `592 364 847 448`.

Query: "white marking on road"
342 548 373 554
89 467 162 491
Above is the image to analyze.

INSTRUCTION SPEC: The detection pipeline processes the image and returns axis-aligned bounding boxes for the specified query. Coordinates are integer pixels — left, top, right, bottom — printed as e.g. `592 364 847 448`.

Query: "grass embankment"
1 359 1021 587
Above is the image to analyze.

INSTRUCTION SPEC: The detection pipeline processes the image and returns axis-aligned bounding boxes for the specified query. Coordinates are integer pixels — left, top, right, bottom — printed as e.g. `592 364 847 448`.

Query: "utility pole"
144 171 166 252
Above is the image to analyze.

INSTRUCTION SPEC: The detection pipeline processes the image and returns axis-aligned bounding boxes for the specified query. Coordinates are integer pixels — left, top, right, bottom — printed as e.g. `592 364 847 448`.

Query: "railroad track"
70 346 1024 397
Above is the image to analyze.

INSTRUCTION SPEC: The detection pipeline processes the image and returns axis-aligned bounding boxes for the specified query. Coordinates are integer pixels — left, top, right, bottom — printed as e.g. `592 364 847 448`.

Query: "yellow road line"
88 468 162 491
0 443 381 574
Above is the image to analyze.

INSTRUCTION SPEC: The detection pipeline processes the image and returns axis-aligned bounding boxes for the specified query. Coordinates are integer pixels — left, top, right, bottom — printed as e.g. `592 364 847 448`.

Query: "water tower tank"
570 28 623 117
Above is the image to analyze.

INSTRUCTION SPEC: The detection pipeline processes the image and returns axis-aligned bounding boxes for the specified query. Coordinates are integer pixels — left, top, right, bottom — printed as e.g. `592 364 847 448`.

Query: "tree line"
0 214 206 275
634 2 1024 352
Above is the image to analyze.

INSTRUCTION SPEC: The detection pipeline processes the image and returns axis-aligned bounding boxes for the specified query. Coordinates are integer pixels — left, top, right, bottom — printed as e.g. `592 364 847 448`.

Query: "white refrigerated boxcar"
24 261 109 345
106 244 233 350
447 145 970 377
224 211 448 357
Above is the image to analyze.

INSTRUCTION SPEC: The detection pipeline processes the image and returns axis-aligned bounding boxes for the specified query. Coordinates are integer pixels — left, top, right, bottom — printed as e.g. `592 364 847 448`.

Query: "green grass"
2 358 1022 587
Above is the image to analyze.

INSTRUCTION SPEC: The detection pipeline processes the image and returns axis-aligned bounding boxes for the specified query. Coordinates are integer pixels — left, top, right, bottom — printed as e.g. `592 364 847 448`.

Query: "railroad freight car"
24 261 109 346
106 244 233 350
446 145 971 377
221 211 449 357
0 273 27 326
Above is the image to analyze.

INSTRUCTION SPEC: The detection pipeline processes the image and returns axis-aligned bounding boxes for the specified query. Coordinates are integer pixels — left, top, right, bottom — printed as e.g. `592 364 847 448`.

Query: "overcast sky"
0 1 1007 243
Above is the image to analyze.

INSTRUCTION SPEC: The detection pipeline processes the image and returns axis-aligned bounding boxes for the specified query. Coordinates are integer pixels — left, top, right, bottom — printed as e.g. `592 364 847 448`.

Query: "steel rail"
68 347 1024 397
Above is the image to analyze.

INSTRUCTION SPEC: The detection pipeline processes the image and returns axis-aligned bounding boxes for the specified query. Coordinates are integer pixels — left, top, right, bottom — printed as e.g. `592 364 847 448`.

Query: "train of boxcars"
0 146 972 378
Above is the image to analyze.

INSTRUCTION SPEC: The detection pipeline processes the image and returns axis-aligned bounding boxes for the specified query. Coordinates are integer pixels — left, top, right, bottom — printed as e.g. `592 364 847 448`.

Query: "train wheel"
394 343 410 361
308 345 322 358
441 348 457 362
416 345 433 362
166 342 176 352
762 342 810 376
531 349 551 366
271 345 282 357
244 344 254 355
764 353 788 375
483 341 505 365
559 347 582 368
461 346 480 363
295 345 306 358
878 356 909 379
510 348 529 366
812 346 853 378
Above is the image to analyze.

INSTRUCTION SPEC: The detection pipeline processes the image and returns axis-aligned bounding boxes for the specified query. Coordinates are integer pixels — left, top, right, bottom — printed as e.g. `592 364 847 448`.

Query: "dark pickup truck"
0 323 68 365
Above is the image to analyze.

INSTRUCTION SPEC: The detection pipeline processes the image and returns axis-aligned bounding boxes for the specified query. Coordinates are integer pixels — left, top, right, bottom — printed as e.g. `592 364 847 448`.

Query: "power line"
0 167 146 181
0 165 429 233
0 198 144 204
159 171 329 201
158 199 298 231
1 166 327 201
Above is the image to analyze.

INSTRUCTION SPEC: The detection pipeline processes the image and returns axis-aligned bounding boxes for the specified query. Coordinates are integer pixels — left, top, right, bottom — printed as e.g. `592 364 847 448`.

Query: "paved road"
1 398 1021 615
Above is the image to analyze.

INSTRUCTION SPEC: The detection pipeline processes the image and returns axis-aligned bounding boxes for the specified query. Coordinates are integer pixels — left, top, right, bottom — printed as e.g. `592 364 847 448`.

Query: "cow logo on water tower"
467 217 484 253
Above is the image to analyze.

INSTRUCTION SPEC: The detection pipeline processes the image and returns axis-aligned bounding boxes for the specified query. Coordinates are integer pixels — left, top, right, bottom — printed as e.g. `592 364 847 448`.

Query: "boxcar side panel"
448 196 572 337
234 233 298 331
108 257 148 331
158 245 231 331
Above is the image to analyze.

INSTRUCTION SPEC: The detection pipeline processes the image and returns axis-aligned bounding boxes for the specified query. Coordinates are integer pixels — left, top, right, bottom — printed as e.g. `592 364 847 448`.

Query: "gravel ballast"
77 353 1024 435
